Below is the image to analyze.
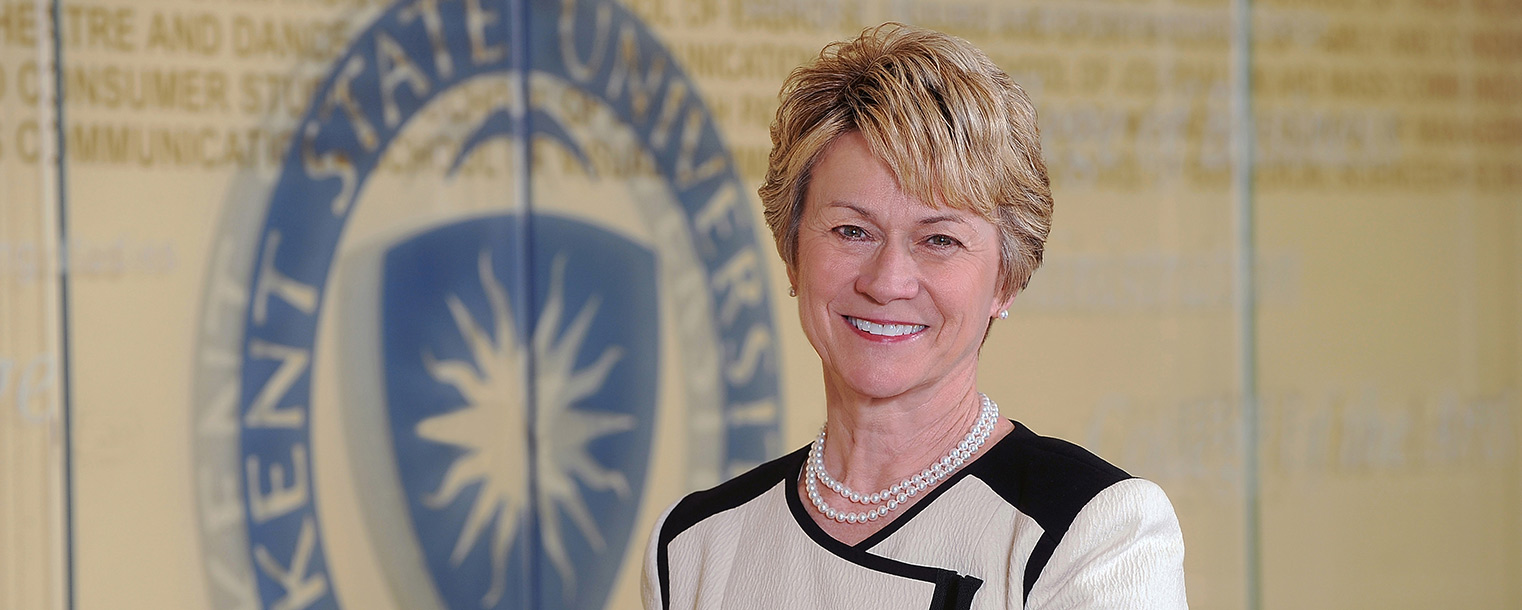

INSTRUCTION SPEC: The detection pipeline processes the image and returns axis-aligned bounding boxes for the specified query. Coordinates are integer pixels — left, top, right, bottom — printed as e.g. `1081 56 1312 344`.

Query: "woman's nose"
855 243 919 304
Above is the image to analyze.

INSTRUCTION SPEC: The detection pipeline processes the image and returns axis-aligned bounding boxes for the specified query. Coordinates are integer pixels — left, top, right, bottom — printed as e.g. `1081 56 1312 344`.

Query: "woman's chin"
827 365 931 401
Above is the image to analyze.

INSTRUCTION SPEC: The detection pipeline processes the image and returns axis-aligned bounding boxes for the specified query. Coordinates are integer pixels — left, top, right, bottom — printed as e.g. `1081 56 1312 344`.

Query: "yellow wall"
1 0 1517 609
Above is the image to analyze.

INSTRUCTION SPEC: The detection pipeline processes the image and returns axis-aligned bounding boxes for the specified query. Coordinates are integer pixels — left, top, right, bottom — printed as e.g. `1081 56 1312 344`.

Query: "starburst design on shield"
416 250 635 607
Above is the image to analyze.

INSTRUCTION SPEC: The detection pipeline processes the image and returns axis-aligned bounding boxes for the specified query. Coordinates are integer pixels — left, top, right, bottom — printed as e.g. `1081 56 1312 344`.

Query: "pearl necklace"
805 394 1000 524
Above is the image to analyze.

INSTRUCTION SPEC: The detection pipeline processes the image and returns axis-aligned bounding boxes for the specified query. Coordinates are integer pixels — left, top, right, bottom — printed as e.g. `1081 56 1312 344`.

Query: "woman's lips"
844 315 928 338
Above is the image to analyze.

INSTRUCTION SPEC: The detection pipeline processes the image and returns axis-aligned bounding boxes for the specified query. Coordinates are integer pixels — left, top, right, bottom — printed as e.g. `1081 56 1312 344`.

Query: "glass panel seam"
1231 1 1260 609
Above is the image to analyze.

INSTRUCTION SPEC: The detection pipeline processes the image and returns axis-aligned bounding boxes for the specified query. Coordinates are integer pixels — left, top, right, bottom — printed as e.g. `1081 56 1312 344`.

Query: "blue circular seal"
234 1 783 608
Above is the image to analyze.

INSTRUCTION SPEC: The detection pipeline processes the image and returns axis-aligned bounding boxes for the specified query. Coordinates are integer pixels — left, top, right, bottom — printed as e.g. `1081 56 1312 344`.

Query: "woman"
644 23 1186 609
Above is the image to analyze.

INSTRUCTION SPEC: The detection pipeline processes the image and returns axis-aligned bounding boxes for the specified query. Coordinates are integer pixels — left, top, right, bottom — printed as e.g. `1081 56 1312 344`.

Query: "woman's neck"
818 371 988 494
804 368 1015 545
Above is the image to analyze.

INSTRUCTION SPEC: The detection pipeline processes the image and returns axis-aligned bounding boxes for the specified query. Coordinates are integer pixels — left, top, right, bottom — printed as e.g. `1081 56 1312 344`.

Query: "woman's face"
792 132 1011 400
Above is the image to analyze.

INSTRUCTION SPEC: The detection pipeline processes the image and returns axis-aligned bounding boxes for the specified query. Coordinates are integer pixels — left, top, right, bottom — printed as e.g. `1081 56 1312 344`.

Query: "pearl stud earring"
789 287 797 297
997 310 1009 319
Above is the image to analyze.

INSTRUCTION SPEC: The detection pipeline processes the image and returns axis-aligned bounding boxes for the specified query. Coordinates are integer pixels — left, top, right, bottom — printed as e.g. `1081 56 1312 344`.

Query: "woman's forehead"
805 131 994 225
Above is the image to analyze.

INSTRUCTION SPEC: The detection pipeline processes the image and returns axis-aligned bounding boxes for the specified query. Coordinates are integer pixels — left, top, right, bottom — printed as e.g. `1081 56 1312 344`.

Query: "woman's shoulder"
969 421 1158 532
986 421 1130 478
656 445 808 540
974 422 1185 605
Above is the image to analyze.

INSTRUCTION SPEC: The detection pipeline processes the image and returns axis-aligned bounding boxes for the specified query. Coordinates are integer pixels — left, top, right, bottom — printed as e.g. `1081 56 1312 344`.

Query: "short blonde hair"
759 23 1053 297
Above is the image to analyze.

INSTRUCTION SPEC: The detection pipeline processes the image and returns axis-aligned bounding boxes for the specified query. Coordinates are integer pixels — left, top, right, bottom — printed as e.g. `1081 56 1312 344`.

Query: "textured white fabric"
643 427 1188 610
1024 479 1187 609
868 479 1042 608
642 504 675 610
644 484 941 609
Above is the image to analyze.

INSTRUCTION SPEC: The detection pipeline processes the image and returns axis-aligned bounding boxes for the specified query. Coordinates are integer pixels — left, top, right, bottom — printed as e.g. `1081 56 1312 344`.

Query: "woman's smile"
843 315 929 340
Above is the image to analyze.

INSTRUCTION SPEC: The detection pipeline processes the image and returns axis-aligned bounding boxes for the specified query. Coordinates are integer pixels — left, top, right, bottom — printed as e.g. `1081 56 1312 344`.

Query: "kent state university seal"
189 1 783 609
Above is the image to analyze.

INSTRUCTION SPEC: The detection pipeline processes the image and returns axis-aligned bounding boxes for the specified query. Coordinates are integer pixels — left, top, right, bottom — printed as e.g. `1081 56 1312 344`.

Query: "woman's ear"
990 289 1018 318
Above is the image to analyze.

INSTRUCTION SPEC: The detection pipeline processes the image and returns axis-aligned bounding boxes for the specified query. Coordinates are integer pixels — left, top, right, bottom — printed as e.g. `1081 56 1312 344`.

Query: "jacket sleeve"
641 502 677 610
1024 478 1188 609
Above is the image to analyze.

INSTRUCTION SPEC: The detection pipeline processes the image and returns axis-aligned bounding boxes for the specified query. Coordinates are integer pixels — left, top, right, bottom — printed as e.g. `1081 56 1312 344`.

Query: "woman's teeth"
848 317 927 337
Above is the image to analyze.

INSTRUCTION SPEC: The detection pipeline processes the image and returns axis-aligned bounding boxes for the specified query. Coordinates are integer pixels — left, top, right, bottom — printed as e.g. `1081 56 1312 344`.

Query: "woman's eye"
834 225 867 240
926 234 961 248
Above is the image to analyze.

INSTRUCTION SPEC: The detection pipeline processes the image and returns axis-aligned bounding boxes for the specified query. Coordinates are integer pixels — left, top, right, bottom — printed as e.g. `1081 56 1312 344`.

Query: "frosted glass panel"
1253 1 1521 607
2 5 67 609
0 1 1516 609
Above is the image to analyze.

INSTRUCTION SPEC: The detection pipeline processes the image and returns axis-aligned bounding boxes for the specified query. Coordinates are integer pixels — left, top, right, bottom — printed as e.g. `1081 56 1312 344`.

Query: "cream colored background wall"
0 0 1517 609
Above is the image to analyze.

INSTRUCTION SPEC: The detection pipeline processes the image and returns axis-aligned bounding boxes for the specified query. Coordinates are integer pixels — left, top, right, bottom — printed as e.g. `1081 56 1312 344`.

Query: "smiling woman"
643 23 1186 610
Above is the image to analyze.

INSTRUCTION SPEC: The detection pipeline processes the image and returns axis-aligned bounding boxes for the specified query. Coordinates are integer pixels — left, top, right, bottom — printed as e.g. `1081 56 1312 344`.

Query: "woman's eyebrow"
825 202 971 227
918 214 969 226
826 201 876 219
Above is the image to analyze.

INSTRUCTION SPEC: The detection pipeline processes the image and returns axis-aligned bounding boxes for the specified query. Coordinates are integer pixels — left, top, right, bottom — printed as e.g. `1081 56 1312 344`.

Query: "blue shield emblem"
225 1 782 609
382 214 658 610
